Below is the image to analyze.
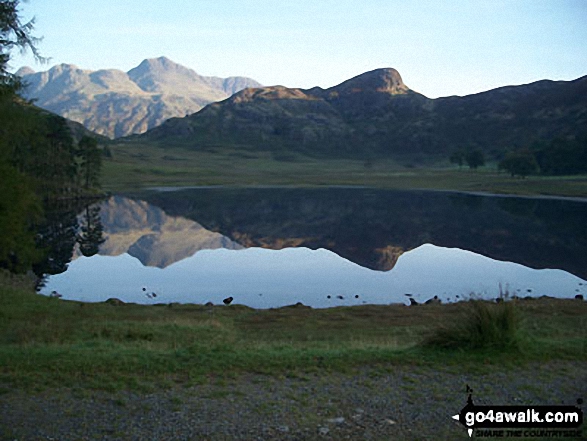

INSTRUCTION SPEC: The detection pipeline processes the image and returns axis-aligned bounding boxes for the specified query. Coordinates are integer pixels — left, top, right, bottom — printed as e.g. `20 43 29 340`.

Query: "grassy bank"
101 141 587 197
1 273 585 392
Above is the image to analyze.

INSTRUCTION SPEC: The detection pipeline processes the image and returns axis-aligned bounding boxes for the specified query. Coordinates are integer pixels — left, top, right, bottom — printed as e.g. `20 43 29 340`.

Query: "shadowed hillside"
142 68 587 161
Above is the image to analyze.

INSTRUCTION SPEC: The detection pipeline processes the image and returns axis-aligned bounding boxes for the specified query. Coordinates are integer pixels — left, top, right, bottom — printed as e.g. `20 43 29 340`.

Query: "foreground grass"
1 273 586 391
101 141 587 197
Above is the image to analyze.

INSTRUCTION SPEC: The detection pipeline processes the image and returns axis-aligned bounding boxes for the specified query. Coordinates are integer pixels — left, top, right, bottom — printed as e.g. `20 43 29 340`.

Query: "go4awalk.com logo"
452 386 583 438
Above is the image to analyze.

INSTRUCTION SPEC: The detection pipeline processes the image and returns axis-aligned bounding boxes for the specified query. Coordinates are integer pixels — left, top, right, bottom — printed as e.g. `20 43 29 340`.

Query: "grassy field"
1 271 585 392
101 141 587 197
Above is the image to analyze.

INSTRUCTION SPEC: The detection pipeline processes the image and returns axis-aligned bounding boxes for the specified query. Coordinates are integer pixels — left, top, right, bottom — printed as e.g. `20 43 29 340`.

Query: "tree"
533 137 587 175
0 0 44 272
0 160 41 271
40 114 78 198
449 149 465 168
77 204 105 257
78 135 102 190
32 202 79 277
465 148 485 169
499 149 539 178
1 0 44 93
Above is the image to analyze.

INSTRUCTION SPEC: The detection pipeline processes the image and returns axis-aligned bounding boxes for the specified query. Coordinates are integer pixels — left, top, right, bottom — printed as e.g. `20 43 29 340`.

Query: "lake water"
39 187 587 308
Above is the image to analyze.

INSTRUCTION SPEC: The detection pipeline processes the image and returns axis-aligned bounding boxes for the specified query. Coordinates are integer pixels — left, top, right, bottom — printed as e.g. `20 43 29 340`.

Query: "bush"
424 300 520 351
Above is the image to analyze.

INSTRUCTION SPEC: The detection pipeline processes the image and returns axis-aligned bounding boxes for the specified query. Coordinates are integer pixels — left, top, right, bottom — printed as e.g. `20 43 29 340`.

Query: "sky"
9 0 587 98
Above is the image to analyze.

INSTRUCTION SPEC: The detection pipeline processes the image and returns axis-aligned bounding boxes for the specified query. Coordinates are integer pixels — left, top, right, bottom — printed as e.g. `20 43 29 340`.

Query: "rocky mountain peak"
331 68 409 95
130 56 182 75
15 66 35 77
126 57 196 93
17 57 262 138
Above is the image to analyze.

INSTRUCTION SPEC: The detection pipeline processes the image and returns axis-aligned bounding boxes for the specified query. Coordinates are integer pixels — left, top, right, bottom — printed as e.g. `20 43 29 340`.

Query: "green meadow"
101 140 587 197
1 272 585 392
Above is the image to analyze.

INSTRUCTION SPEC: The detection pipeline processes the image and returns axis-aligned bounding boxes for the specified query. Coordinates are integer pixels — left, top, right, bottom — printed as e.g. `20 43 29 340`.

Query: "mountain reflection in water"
40 188 587 308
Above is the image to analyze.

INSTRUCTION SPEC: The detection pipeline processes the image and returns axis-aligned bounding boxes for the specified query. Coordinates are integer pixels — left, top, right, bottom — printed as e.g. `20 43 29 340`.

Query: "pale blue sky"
10 0 587 98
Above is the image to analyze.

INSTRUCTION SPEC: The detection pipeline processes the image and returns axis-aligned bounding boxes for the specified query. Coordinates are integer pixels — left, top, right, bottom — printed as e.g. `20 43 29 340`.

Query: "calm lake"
39 187 587 308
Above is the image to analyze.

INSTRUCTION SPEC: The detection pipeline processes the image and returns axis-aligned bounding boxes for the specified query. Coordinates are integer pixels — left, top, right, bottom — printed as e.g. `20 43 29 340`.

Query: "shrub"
424 300 520 351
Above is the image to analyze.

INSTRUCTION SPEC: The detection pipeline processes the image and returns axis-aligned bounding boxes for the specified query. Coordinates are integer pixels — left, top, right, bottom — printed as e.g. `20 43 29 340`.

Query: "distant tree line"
449 135 587 178
498 136 587 178
449 147 486 170
0 1 104 274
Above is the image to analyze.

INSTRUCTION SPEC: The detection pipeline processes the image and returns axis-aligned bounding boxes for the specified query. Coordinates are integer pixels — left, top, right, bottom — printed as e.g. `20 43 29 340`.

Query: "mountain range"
143 68 587 160
17 57 261 138
17 60 587 161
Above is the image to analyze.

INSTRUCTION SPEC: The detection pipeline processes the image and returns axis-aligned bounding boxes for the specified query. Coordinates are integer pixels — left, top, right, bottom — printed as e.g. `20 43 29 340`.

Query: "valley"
101 140 587 197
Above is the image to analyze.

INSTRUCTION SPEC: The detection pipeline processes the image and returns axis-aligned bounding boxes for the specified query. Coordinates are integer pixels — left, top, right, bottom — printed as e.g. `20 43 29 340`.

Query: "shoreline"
139 184 587 202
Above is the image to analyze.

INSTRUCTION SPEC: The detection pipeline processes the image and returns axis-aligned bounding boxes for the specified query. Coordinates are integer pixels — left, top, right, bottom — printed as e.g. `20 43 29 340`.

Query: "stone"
424 295 441 305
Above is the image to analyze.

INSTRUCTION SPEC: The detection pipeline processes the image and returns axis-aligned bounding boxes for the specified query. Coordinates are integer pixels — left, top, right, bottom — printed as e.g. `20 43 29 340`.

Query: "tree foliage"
0 1 103 273
448 147 485 170
449 149 465 168
0 160 41 271
0 0 43 92
77 204 105 257
533 136 587 175
465 148 485 169
78 135 102 190
498 149 539 178
497 136 587 179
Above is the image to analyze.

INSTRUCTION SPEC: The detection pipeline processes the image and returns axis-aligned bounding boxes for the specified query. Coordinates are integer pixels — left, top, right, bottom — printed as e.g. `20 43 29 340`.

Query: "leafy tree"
465 148 485 169
499 149 539 178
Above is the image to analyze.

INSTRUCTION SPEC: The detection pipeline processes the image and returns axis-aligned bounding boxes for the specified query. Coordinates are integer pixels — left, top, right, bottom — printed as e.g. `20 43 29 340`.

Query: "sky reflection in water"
41 243 586 308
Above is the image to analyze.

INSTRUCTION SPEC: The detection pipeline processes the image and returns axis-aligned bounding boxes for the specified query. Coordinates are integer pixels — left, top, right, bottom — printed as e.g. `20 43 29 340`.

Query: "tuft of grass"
424 300 521 351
